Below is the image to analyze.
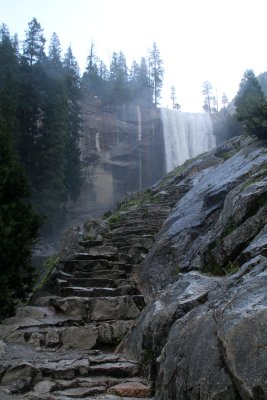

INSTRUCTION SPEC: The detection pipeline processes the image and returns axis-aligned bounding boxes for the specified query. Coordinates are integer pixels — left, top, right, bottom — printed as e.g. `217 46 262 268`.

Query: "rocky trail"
1 136 266 400
0 182 191 399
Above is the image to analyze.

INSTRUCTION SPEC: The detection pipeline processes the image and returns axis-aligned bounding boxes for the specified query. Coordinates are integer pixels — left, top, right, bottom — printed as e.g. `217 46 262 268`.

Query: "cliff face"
120 135 267 399
0 135 266 400
68 98 165 225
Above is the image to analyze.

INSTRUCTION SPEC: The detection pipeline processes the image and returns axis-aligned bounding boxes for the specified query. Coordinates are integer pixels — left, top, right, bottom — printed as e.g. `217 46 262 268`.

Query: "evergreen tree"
149 43 164 106
128 57 152 104
0 130 40 320
221 92 229 109
82 42 99 94
35 41 68 234
48 32 62 69
202 81 213 112
137 57 153 104
0 30 40 319
17 19 47 183
23 18 46 66
234 69 267 139
109 51 129 104
63 46 82 202
171 85 176 108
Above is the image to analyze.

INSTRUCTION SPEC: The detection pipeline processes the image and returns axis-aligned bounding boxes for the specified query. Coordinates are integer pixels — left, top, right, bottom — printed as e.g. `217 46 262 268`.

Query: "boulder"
61 325 98 350
1 363 42 392
108 381 152 397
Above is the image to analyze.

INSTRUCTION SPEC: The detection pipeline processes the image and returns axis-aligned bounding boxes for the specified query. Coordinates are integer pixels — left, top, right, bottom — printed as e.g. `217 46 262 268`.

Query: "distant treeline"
81 42 164 106
0 19 83 236
202 71 267 144
0 17 164 319
0 18 164 235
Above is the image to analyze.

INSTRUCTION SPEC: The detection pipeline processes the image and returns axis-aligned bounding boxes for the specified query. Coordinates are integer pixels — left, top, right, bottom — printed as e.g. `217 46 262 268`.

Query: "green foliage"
0 20 82 237
254 192 267 207
22 18 46 66
106 212 125 225
203 262 224 276
223 261 239 275
203 261 240 276
0 29 41 320
118 191 158 211
172 265 180 276
149 42 164 106
81 42 162 107
158 153 206 188
115 334 125 344
143 349 156 364
235 69 267 140
202 81 213 113
83 234 96 241
35 254 59 290
106 191 158 225
222 218 238 238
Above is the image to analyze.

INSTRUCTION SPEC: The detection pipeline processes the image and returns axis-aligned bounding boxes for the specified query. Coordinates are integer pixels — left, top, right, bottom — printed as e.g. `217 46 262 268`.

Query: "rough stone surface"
89 296 140 321
1 135 266 400
120 137 267 399
1 363 42 388
61 325 98 350
0 339 7 357
68 101 165 225
59 226 83 260
108 381 152 397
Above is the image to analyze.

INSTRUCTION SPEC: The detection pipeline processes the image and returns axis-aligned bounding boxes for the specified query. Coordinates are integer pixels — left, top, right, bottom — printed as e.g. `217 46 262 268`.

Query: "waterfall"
161 109 215 172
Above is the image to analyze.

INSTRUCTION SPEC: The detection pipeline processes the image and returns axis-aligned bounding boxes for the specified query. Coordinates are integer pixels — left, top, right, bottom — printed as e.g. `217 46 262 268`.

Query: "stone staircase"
0 183 192 399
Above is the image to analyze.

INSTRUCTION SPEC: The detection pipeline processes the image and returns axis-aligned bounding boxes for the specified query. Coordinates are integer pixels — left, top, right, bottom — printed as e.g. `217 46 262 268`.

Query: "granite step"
4 319 135 348
57 278 115 289
23 376 153 399
51 295 141 321
79 239 103 248
66 270 128 280
63 261 133 274
108 227 159 239
60 285 136 298
76 253 119 262
62 259 113 273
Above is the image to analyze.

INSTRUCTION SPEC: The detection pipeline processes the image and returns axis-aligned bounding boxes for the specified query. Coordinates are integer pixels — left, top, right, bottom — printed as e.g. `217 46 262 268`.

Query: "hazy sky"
1 0 267 111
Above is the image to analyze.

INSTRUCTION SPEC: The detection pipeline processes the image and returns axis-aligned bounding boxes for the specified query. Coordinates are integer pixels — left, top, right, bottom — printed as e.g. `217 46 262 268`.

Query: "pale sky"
1 0 267 111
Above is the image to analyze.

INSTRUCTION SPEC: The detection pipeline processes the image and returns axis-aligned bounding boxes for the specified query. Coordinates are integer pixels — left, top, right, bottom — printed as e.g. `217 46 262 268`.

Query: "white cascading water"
161 109 216 172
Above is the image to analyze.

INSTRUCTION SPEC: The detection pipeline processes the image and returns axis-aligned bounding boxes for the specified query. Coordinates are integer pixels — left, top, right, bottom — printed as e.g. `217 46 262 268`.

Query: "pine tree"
171 85 176 108
0 30 40 319
109 51 129 104
23 18 46 66
149 42 164 106
48 32 62 69
17 19 47 182
235 69 267 139
202 81 213 112
221 92 229 109
130 57 152 105
63 46 82 202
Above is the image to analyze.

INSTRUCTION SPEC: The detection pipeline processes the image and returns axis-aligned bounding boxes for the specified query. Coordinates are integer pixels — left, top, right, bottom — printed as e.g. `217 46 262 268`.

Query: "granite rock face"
0 135 266 399
68 99 165 226
120 136 267 399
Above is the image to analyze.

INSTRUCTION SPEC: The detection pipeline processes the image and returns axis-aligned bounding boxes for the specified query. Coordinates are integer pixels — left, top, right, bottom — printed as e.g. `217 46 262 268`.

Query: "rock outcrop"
68 99 165 226
120 135 267 399
0 183 186 398
0 134 266 399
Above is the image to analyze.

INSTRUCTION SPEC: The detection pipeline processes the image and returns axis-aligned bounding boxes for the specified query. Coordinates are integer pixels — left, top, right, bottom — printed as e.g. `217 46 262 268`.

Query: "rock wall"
68 98 165 226
120 135 267 399
1 134 266 399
